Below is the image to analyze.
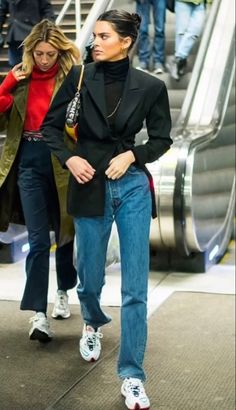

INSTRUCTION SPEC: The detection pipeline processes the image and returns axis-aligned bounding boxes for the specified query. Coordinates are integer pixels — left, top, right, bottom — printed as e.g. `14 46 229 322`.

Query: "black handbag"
167 0 175 13
65 64 85 142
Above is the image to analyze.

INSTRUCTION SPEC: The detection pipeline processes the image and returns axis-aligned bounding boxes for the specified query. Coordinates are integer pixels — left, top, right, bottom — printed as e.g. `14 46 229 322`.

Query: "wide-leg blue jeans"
74 166 152 381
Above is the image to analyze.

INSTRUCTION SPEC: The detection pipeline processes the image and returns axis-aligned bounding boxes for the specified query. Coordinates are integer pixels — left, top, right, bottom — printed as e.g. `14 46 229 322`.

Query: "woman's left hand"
105 150 135 180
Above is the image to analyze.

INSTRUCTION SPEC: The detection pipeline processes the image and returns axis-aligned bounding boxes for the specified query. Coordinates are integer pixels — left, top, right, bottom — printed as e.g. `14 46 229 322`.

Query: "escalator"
147 0 235 271
108 0 235 272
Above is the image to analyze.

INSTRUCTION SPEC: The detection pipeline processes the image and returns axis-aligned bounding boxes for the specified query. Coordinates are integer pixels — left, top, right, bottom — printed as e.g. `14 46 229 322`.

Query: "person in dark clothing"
41 9 172 409
0 0 55 67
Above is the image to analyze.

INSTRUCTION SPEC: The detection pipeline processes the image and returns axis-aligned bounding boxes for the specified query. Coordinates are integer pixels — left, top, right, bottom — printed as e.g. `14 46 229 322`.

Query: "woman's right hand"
12 63 27 82
66 156 96 184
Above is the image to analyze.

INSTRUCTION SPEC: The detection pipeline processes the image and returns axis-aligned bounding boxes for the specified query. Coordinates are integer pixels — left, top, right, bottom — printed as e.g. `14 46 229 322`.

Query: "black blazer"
0 0 55 43
41 62 172 218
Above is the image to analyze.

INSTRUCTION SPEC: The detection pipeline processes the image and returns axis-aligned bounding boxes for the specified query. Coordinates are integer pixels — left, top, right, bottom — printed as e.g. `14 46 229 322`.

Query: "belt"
22 131 43 142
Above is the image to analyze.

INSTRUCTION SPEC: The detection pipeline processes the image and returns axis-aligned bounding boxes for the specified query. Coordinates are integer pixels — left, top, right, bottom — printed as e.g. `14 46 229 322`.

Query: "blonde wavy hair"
21 19 80 80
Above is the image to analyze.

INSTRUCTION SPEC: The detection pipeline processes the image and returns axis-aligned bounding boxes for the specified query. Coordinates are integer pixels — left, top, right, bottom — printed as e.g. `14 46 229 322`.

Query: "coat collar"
83 63 145 131
13 75 62 123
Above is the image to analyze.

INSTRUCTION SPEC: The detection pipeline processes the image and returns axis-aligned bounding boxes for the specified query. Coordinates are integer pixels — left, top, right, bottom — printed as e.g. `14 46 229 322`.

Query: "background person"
136 0 167 74
0 0 55 67
166 0 210 80
0 19 79 343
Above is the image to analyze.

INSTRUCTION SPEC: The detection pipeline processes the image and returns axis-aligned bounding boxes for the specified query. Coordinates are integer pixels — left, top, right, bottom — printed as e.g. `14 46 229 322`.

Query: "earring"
121 47 126 57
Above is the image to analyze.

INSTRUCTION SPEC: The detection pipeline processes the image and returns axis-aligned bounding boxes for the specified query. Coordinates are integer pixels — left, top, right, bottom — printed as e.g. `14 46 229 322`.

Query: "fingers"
105 151 135 179
105 165 124 180
12 63 26 81
76 168 95 184
66 156 96 184
12 63 23 72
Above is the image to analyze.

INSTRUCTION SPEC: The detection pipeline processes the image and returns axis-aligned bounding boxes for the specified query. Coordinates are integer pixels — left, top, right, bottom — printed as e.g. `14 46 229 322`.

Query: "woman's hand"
11 63 27 81
66 156 95 184
105 150 135 180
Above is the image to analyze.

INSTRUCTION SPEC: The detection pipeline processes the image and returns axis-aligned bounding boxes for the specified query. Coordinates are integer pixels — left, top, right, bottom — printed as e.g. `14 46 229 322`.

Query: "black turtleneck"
101 57 129 127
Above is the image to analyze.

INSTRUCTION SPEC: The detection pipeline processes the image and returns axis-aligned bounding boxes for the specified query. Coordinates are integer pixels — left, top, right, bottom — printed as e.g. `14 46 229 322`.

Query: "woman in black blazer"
41 9 172 409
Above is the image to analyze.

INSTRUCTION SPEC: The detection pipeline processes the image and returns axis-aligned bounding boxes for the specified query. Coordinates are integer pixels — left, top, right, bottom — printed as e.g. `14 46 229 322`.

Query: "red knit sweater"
0 63 59 131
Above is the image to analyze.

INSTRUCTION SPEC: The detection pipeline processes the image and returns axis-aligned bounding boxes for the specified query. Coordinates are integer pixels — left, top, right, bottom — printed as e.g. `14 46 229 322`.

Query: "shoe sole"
122 397 150 410
80 352 100 362
153 69 164 74
29 328 52 343
121 392 150 410
51 313 70 320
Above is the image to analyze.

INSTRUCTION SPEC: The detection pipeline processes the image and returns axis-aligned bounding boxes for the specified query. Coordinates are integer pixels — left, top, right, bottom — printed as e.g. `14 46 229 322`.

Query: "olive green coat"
0 75 75 246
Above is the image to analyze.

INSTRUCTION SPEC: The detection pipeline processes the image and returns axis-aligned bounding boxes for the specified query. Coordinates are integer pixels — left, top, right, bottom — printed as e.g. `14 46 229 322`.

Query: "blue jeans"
74 166 152 381
175 1 206 59
137 0 166 65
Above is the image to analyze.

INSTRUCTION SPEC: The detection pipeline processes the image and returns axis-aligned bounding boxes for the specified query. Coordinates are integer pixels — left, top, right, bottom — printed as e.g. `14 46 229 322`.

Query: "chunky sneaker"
29 312 53 343
79 324 103 362
121 378 150 410
51 290 70 319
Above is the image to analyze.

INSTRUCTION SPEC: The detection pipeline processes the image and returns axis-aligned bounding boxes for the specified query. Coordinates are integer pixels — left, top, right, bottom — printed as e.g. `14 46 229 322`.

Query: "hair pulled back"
97 9 141 50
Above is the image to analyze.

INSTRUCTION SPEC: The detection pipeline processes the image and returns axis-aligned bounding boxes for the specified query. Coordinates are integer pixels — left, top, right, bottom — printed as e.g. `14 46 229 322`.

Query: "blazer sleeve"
40 0 56 21
132 81 172 165
41 66 81 166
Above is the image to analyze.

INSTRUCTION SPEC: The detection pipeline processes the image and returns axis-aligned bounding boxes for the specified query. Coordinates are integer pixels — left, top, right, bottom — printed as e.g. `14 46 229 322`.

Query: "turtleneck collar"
101 57 129 82
31 63 59 80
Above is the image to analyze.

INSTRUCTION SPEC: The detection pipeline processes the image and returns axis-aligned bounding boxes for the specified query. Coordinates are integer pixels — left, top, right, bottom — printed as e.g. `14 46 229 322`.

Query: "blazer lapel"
115 67 145 132
83 66 107 120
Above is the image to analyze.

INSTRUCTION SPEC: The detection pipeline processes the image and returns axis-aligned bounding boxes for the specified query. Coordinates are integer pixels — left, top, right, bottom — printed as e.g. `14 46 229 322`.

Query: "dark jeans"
17 139 77 313
8 42 23 67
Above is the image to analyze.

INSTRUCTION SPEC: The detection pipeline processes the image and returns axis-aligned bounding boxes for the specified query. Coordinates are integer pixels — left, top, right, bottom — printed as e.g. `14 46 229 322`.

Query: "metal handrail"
55 0 73 25
55 0 114 56
56 0 81 43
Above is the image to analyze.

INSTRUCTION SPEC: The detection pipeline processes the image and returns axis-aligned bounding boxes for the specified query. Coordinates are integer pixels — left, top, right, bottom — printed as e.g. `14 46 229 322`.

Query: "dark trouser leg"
18 140 56 312
8 42 23 67
56 240 77 291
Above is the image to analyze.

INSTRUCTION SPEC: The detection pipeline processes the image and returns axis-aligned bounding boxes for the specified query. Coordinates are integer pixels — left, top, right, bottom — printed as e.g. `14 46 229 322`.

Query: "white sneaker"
29 312 53 343
153 62 165 74
121 378 150 410
79 324 103 362
51 290 70 319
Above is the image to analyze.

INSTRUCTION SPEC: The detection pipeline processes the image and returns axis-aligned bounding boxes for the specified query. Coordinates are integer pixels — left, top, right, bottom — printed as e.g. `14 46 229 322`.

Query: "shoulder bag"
65 64 85 142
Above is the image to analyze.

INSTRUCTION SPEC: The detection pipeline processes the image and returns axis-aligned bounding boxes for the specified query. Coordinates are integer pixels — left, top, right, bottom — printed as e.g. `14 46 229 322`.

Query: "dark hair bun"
131 13 141 31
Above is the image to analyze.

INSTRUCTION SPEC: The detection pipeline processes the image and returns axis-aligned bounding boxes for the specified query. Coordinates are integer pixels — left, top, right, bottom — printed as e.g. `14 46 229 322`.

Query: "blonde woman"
0 19 80 342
